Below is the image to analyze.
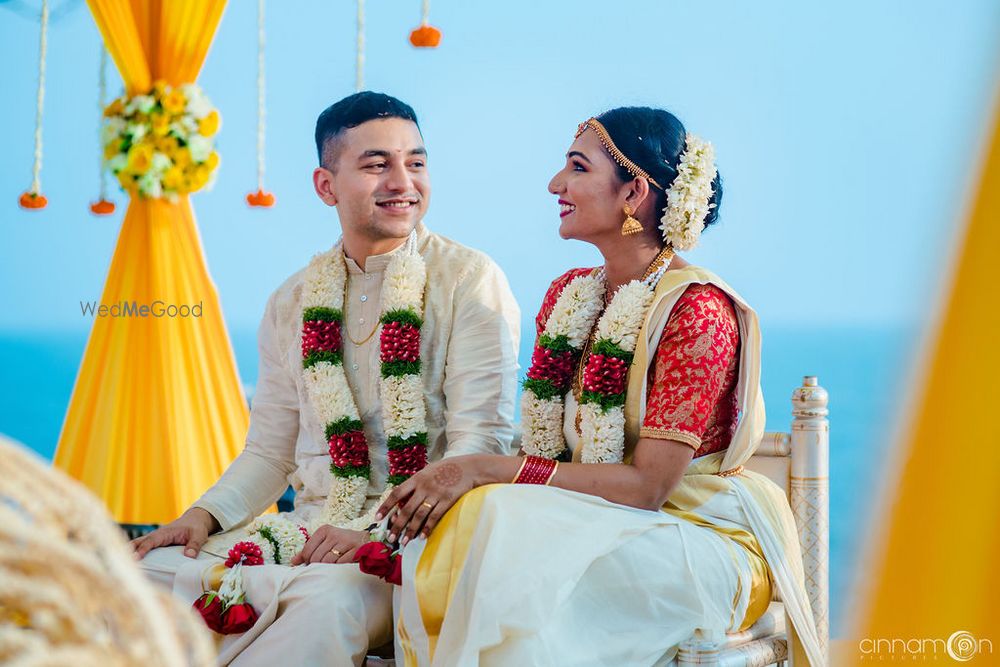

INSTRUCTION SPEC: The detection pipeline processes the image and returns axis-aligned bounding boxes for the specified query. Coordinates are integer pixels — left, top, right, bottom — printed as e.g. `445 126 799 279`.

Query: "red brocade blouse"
535 268 741 458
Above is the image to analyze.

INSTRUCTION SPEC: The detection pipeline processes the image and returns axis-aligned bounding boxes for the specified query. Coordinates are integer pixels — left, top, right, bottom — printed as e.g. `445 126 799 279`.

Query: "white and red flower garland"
521 262 669 463
300 232 428 529
193 236 428 635
193 515 309 634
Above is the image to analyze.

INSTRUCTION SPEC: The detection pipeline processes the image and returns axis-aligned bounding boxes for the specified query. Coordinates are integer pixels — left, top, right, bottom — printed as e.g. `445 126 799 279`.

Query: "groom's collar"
343 222 429 275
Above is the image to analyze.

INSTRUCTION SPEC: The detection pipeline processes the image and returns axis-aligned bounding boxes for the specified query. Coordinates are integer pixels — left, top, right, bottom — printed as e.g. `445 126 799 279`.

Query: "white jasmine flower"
545 274 606 349
102 117 125 144
187 134 212 163
320 475 369 527
218 562 246 607
107 154 127 174
520 392 566 459
137 172 162 199
303 247 347 310
382 252 426 314
579 404 626 464
595 281 655 353
659 134 717 251
304 362 361 424
126 123 147 143
381 374 425 438
150 152 172 174
181 83 214 119
125 94 154 116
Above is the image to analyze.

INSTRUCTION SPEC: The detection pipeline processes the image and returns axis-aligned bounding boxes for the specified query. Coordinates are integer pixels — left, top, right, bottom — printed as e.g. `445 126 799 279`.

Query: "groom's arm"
191 290 300 532
441 257 520 457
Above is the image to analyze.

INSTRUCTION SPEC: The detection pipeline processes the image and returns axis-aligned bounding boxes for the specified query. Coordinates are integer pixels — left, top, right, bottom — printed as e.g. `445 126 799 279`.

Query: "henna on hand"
433 462 463 487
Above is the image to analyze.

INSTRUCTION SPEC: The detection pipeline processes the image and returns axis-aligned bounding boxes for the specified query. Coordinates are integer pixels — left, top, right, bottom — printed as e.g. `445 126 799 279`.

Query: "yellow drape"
857 96 1000 653
55 1 247 524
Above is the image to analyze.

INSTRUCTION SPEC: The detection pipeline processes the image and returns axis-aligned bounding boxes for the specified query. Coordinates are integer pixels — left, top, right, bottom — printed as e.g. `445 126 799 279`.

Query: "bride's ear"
621 177 651 215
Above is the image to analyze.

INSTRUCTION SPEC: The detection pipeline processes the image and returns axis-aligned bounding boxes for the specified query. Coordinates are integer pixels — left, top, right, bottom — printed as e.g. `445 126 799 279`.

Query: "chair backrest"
746 377 830 663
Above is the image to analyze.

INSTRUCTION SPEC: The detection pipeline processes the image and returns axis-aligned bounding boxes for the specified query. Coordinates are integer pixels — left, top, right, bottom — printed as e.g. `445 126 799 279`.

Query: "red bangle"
513 455 558 485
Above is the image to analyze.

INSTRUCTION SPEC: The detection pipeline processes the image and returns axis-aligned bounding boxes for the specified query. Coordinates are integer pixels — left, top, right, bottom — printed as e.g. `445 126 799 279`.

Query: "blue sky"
1 0 998 335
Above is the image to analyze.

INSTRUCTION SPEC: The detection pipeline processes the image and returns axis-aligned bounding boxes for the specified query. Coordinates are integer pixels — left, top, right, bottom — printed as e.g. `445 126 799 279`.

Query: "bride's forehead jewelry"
576 118 664 190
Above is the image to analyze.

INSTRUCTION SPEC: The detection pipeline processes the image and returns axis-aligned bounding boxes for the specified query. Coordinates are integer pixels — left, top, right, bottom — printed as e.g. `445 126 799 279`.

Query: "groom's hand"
291 526 368 565
131 507 220 559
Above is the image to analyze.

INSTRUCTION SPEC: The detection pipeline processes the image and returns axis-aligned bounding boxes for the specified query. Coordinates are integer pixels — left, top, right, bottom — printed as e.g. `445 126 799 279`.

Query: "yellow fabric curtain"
856 96 1000 654
55 0 247 524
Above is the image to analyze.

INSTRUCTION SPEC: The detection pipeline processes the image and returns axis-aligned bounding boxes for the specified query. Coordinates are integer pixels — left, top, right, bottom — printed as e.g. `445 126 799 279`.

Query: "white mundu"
140 224 520 666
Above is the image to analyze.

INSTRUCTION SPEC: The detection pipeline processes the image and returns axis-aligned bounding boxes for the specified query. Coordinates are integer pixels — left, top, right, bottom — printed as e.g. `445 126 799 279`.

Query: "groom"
133 92 520 665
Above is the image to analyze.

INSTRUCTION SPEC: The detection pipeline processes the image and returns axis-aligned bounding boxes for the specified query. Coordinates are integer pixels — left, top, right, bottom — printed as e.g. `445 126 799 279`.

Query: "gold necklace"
344 305 380 346
346 323 380 346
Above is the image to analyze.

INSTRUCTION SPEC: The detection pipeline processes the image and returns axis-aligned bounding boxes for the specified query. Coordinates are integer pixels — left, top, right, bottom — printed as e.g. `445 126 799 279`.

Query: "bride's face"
548 128 626 243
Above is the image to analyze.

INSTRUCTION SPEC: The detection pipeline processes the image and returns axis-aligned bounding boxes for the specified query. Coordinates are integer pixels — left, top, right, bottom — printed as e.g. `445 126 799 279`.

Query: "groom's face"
314 118 430 241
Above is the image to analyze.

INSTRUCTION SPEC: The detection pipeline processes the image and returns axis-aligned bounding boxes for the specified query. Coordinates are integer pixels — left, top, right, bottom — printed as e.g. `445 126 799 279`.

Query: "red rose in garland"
192 592 224 633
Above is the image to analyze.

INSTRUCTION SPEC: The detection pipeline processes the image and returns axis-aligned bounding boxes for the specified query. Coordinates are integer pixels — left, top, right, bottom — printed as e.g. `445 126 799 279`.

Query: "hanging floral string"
90 45 115 216
19 0 49 210
356 0 365 91
246 0 275 208
409 0 441 48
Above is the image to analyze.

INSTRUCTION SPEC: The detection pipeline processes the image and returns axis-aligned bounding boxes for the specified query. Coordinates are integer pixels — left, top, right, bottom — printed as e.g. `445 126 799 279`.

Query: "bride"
373 106 823 666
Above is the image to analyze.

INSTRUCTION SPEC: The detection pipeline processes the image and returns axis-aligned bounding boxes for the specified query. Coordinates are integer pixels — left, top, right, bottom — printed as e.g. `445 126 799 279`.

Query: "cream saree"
394 267 824 667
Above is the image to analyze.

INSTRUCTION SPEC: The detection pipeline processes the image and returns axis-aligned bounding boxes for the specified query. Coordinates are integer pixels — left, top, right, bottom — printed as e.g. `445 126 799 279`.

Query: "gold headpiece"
576 118 664 190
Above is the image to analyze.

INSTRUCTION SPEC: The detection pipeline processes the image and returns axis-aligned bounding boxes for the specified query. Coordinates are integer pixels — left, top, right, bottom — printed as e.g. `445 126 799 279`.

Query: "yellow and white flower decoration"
103 81 221 200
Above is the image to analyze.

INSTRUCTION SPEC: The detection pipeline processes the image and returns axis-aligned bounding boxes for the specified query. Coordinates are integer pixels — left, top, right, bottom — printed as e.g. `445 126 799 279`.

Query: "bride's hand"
375 455 482 546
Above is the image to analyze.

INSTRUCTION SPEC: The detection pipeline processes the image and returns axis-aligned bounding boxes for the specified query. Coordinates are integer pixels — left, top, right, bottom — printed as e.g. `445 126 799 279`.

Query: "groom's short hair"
315 92 421 169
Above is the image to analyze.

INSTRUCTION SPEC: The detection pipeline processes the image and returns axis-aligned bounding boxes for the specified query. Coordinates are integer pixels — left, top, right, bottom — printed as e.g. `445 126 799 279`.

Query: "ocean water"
0 323 916 637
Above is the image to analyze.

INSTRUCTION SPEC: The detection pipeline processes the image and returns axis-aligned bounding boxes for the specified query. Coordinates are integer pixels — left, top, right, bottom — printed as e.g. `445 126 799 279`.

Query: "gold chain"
346 323 380 346
343 302 380 346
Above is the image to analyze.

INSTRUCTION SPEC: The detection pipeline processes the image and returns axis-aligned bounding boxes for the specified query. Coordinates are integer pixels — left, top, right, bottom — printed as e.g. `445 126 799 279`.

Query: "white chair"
677 376 829 666
365 376 830 667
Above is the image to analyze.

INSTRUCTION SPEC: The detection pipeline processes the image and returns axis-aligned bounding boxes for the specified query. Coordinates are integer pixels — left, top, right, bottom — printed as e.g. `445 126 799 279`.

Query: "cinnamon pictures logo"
859 630 992 662
80 300 204 318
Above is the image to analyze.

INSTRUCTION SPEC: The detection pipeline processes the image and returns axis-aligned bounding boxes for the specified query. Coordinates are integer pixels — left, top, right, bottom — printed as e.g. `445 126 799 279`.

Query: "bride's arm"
377 439 693 545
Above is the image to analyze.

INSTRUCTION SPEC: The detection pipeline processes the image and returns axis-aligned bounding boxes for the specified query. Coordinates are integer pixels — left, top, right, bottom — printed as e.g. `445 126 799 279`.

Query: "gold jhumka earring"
621 204 643 236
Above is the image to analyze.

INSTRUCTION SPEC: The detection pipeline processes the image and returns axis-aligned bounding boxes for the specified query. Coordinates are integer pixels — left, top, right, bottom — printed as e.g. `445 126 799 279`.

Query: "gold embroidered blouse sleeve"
640 284 740 453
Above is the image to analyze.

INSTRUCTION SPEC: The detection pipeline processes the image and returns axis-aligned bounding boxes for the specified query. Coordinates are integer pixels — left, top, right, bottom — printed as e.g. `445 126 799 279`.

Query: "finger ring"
421 501 434 509
331 549 341 556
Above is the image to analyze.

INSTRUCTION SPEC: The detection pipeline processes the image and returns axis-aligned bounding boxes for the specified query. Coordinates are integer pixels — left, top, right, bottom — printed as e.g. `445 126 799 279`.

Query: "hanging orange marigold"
246 189 275 208
89 199 116 215
409 24 441 48
18 191 48 210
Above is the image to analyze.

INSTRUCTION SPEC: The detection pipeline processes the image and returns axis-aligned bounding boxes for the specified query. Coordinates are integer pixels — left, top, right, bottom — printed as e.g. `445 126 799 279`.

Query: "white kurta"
140 224 520 666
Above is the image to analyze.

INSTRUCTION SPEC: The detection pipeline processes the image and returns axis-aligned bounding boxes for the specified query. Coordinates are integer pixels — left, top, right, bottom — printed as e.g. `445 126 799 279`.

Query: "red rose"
355 541 395 579
192 592 224 633
226 541 265 568
221 602 259 634
582 354 629 396
386 554 403 586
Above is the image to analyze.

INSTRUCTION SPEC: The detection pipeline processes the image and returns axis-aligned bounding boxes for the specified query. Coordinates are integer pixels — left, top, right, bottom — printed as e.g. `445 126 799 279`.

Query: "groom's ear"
313 166 339 207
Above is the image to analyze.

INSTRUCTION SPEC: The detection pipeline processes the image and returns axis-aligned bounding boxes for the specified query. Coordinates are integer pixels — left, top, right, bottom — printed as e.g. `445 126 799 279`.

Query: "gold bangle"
511 457 529 484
